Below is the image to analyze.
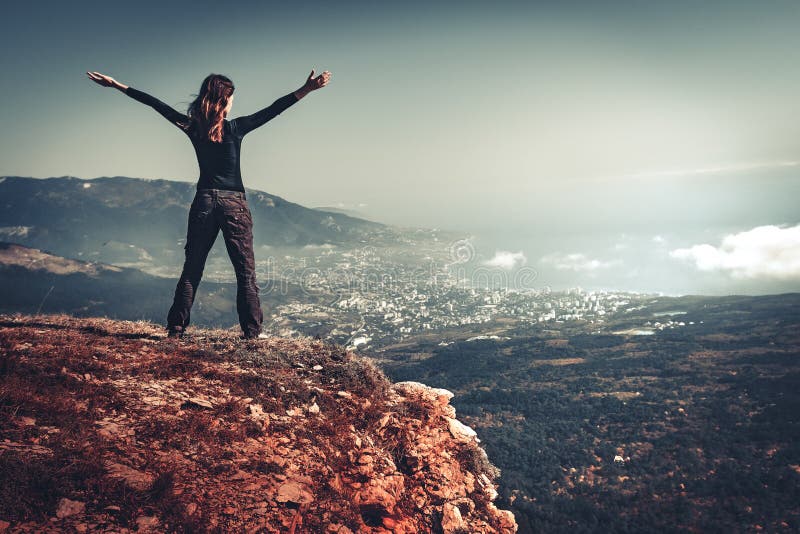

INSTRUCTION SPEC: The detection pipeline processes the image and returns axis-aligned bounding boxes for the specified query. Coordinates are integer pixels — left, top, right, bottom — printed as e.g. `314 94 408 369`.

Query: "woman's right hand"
86 71 125 90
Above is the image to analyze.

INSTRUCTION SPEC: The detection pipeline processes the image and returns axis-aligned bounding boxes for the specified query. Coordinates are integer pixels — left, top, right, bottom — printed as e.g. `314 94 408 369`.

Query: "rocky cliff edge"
0 314 517 533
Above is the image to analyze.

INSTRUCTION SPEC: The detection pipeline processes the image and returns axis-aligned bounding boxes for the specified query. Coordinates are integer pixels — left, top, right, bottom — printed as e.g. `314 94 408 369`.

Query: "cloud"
625 160 799 180
483 250 527 270
612 235 630 250
541 252 621 272
670 224 800 279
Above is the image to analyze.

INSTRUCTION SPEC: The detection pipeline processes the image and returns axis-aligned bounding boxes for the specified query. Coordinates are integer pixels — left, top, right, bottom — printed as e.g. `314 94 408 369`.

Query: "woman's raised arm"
86 71 191 133
231 69 331 137
86 70 128 91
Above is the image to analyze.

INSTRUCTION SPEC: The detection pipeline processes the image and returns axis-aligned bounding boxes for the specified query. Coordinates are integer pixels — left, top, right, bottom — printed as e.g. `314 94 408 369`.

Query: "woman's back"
123 86 299 192
189 120 243 192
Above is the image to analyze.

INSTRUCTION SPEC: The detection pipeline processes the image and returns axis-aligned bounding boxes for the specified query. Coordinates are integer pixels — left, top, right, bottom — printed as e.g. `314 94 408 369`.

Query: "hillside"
0 314 517 533
379 293 800 533
0 242 331 328
0 176 393 269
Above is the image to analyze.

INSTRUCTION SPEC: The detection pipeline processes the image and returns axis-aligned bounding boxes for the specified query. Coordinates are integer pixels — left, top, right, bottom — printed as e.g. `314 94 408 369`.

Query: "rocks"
442 500 468 533
489 504 519 532
393 381 455 408
95 418 135 441
56 498 85 519
134 516 160 531
446 416 478 442
477 473 499 500
229 470 251 481
380 380 517 532
352 473 405 514
248 403 270 426
104 461 155 491
182 396 214 409
276 481 314 504
432 387 455 404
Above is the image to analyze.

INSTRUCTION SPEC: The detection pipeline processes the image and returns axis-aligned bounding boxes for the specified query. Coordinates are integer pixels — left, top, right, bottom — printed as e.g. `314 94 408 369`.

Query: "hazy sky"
2 0 799 294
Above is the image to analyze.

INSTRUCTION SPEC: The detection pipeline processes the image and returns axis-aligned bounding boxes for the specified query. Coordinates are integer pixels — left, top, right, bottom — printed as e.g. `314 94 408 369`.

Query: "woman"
86 69 331 339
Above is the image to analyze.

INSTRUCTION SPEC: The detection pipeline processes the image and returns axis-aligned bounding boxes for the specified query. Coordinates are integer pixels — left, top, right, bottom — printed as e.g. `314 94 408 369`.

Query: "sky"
1 0 799 295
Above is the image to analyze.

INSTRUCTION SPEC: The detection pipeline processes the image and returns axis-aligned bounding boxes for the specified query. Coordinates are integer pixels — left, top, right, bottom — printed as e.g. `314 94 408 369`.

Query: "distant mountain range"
313 206 370 219
0 176 392 268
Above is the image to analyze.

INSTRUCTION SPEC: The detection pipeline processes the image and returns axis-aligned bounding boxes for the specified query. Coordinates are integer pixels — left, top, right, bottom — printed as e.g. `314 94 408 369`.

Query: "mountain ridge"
0 175 400 270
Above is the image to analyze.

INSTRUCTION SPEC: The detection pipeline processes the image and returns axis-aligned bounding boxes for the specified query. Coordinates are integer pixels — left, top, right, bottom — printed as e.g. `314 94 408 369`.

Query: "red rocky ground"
0 314 517 533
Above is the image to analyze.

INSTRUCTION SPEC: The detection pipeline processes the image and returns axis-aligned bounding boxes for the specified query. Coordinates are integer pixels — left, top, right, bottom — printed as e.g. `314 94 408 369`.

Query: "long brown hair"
186 74 235 143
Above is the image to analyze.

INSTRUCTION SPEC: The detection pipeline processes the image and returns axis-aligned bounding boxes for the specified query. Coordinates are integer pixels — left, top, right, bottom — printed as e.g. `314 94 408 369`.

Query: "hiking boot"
167 329 184 339
243 332 269 340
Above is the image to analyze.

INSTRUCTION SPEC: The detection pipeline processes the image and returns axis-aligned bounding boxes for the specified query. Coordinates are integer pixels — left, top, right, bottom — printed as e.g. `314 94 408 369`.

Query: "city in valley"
196 239 689 352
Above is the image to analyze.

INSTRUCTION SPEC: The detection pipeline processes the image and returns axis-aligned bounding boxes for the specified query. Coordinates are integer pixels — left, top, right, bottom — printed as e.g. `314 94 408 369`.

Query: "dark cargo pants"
167 189 263 338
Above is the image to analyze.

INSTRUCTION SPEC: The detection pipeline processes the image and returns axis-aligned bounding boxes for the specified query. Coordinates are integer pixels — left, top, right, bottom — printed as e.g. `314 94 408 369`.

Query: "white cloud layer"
670 224 800 279
484 250 527 270
624 160 799 180
541 252 621 272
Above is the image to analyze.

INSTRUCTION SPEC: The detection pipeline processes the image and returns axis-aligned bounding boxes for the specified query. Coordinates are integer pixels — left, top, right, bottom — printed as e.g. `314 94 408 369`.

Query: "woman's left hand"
304 69 331 91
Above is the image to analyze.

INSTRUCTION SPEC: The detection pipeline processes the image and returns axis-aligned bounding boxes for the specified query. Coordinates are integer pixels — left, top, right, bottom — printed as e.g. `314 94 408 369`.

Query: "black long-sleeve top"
124 86 299 192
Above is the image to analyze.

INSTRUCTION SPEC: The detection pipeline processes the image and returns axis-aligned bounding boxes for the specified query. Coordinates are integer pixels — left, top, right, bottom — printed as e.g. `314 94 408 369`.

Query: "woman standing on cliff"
86 69 331 339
